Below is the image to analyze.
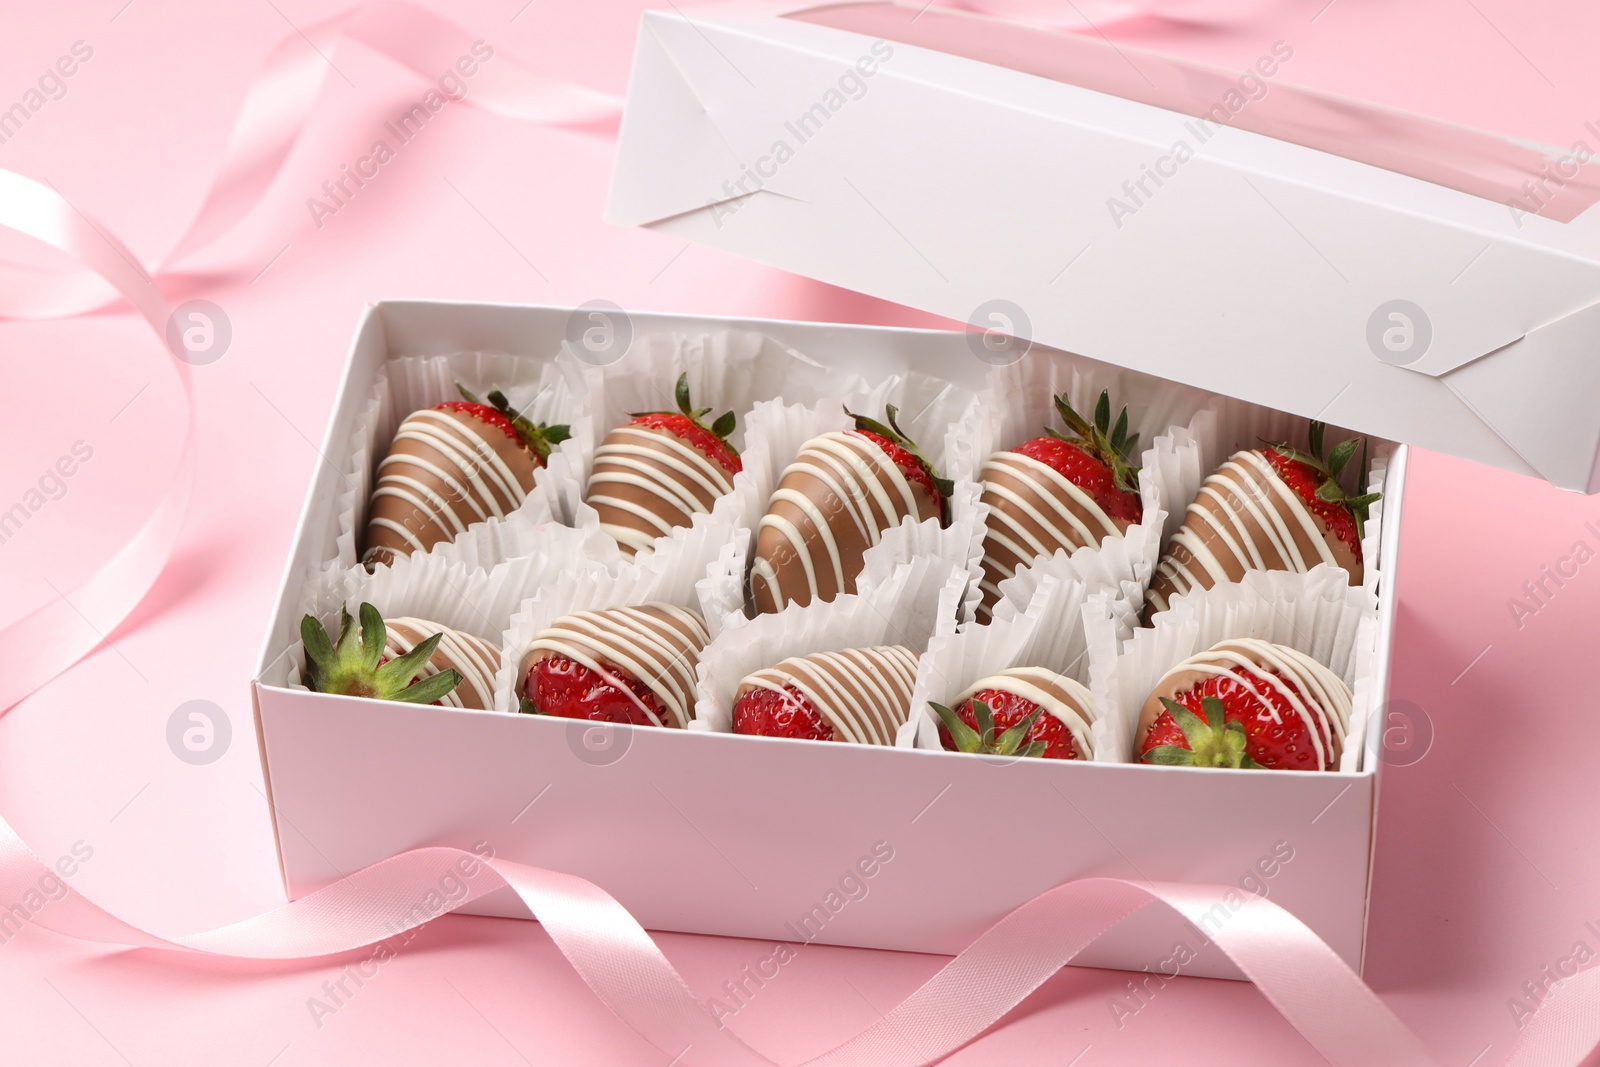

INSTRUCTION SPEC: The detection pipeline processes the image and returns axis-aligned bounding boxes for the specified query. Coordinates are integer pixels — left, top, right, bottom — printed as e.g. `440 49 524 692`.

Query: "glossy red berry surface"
632 412 742 475
938 688 1080 760
731 684 834 741
524 653 669 727
853 430 939 503
1013 435 1143 523
1261 449 1362 561
1139 669 1332 771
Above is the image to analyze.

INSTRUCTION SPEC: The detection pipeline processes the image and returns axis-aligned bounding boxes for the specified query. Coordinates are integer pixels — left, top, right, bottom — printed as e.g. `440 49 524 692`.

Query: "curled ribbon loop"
0 2 621 712
0 812 1581 1067
0 170 190 713
0 0 620 321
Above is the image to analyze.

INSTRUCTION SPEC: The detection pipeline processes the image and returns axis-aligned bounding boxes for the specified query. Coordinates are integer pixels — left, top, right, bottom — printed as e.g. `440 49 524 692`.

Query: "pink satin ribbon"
0 1 621 712
0 3 1594 1064
0 170 195 713
0 0 620 321
0 811 1584 1066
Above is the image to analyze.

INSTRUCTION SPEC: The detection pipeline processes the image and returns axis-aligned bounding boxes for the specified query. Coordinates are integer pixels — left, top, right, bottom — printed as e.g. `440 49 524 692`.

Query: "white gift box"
257 0 1600 986
605 1 1600 492
253 302 1402 981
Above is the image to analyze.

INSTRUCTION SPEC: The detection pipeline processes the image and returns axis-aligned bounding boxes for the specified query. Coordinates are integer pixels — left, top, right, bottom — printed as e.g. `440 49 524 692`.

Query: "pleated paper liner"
693 555 969 740
900 571 1133 761
1098 565 1380 773
325 349 591 574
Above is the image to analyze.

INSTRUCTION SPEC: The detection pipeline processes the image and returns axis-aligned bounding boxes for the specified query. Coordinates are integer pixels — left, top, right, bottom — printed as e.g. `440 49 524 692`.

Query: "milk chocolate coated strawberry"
585 374 740 557
364 385 569 567
750 407 950 614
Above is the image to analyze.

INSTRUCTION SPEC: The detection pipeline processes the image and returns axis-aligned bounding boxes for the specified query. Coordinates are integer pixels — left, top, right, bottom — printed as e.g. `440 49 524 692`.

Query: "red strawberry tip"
519 652 669 726
1045 389 1142 497
844 405 954 517
627 372 740 459
1264 421 1381 542
452 382 572 461
732 683 834 741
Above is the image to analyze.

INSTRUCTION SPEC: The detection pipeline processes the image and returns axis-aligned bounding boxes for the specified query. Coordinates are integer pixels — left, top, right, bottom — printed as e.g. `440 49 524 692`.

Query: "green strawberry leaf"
931 701 984 753
358 602 386 672
1328 438 1358 477
394 669 463 704
373 630 443 691
994 705 1045 756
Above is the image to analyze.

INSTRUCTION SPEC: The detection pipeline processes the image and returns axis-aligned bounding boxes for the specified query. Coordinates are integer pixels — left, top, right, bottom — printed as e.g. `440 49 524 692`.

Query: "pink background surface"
1 0 1597 1063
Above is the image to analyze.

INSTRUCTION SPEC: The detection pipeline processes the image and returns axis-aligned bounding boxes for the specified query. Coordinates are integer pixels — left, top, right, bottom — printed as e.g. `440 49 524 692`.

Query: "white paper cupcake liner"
493 512 742 716
701 371 987 623
289 521 616 695
282 535 594 712
563 329 871 561
693 556 970 735
974 353 1217 614
327 351 591 573
900 572 1134 760
1098 565 1378 771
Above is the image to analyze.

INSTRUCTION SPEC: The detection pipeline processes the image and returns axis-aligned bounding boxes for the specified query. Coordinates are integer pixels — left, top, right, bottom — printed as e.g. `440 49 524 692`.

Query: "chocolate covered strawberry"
731 646 919 746
750 407 951 613
364 384 570 567
1147 421 1378 614
932 666 1097 760
977 390 1142 621
1135 638 1352 771
300 603 463 705
518 603 709 728
585 373 740 557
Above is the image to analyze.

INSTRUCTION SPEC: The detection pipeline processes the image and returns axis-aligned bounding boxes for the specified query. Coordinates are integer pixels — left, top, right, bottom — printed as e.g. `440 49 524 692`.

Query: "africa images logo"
1104 41 1294 229
707 40 894 228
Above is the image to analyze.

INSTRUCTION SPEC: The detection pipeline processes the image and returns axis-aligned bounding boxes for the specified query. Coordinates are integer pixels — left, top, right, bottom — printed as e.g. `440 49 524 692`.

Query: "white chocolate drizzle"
739 645 919 746
523 603 709 728
585 425 735 556
384 617 501 711
977 450 1123 620
751 431 927 611
367 409 530 556
1150 450 1345 612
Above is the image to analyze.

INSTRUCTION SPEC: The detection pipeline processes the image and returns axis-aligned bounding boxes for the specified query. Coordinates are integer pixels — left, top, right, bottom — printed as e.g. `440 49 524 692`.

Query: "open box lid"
605 1 1600 491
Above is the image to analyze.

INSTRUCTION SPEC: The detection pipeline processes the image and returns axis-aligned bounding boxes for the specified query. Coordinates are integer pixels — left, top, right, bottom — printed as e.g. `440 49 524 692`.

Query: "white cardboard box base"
253 302 1401 980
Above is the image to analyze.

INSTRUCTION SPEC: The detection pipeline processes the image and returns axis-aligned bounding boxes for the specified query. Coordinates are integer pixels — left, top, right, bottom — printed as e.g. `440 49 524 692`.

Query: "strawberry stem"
844 404 955 503
1143 696 1263 769
1045 389 1142 496
300 603 463 703
1266 421 1381 541
629 373 739 456
932 700 1048 759
456 382 572 460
